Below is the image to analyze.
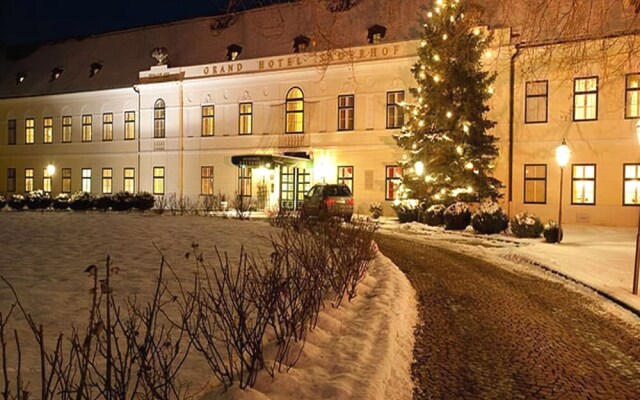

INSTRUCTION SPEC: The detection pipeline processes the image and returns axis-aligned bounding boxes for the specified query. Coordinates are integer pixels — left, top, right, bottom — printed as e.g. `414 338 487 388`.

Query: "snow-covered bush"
424 204 446 226
52 193 70 210
7 194 26 211
510 211 544 238
110 191 134 211
69 191 94 211
94 195 112 211
444 202 471 230
369 202 383 219
543 220 561 243
471 201 509 234
391 199 420 223
0 195 6 210
133 192 155 211
25 190 51 210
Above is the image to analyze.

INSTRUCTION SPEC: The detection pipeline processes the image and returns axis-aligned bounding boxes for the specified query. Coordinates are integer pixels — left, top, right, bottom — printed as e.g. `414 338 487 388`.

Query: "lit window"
238 167 252 197
43 167 52 193
285 87 304 133
124 111 136 140
571 164 596 205
573 77 598 121
25 118 34 144
239 102 253 135
124 168 135 193
624 164 640 205
62 116 72 143
367 25 386 44
626 74 640 119
82 168 92 193
43 117 53 143
7 120 16 145
524 164 547 204
338 95 355 131
202 105 215 136
385 166 402 200
61 168 71 193
201 166 214 195
525 81 548 123
102 168 113 194
153 167 165 195
293 36 311 53
226 44 243 61
7 168 16 192
338 166 354 193
25 168 34 192
82 115 92 142
387 91 405 129
102 113 113 141
154 99 166 138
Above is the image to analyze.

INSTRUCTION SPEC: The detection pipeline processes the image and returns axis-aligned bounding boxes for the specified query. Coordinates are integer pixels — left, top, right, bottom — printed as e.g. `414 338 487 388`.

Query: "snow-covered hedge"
444 202 471 230
543 220 561 243
369 202 383 219
7 194 26 211
0 195 6 210
424 204 446 226
510 211 544 238
94 194 112 211
52 193 70 210
26 190 52 210
471 201 509 234
391 200 420 223
133 192 156 211
69 191 94 211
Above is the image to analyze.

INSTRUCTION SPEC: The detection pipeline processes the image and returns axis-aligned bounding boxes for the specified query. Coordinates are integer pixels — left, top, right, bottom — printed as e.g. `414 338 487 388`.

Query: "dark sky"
0 0 285 47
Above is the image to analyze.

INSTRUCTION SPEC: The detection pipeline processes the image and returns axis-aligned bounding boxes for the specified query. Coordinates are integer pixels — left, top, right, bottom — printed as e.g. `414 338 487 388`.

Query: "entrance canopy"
231 154 312 169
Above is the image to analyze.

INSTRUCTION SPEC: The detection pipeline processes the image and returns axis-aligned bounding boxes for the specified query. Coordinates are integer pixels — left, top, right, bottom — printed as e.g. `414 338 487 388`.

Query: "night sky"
0 0 286 47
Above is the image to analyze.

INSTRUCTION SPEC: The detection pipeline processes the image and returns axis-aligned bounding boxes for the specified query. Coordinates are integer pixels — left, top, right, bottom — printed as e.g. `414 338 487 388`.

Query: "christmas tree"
394 0 501 204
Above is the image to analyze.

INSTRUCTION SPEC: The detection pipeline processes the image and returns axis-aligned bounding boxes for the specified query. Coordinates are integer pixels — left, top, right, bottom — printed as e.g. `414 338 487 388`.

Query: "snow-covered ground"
0 212 416 399
378 218 640 313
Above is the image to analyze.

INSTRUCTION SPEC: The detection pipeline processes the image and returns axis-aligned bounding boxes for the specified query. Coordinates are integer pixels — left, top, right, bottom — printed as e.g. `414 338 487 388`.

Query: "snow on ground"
0 212 416 400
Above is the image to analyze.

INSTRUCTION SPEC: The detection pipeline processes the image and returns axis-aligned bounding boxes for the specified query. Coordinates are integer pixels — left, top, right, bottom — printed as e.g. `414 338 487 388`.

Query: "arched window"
285 87 304 134
154 99 165 138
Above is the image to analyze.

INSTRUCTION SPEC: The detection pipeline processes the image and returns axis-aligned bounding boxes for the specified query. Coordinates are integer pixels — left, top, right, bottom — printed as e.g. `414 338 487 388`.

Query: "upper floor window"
239 102 253 135
524 164 547 204
367 25 386 44
7 120 16 145
62 116 72 143
226 44 243 61
286 87 304 133
573 77 598 121
25 118 35 144
626 73 640 119
571 164 596 205
293 36 311 53
386 91 405 129
43 117 53 143
338 94 355 131
385 166 402 200
82 114 92 142
202 105 215 136
102 113 113 141
525 81 548 123
154 99 166 138
124 111 136 140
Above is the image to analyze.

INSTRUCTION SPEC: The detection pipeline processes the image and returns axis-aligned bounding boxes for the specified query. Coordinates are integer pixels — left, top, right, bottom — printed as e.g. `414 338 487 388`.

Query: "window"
43 117 53 143
387 91 405 129
367 25 386 44
226 44 242 61
7 168 16 192
102 168 113 194
43 168 52 193
154 99 166 138
153 167 165 195
25 168 34 192
524 164 547 204
293 35 311 53
626 74 640 119
7 120 16 145
201 166 214 195
62 116 72 143
239 102 253 135
238 167 252 197
385 166 402 200
525 81 548 123
338 95 355 131
82 114 92 142
61 168 71 193
571 164 596 205
624 164 640 205
102 113 113 141
286 87 304 133
25 118 34 144
202 105 215 136
338 166 354 193
124 111 135 140
573 77 598 121
82 168 92 193
124 168 135 193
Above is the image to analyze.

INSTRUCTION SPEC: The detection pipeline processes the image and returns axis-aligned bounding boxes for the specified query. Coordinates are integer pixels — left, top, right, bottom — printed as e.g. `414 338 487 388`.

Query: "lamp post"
633 121 640 295
555 140 570 243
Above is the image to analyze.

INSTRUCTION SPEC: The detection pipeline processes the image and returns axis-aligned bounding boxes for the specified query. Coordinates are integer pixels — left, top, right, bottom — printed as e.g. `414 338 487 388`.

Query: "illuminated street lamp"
555 140 570 243
46 164 56 177
633 121 640 295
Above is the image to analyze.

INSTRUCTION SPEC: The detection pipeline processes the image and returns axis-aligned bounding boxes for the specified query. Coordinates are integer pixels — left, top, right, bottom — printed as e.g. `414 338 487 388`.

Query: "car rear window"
326 185 351 196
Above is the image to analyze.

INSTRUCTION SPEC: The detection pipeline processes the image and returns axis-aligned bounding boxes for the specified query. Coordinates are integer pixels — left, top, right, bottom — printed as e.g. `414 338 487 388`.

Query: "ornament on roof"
150 47 169 66
327 0 359 12
210 15 235 37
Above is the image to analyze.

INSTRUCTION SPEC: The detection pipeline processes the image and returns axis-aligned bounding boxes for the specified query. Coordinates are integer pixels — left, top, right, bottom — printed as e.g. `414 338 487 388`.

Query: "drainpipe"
179 81 184 198
508 41 521 217
133 85 141 193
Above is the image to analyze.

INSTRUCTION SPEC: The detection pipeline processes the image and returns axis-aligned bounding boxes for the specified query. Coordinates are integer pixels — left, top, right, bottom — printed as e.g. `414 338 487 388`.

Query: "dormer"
367 25 387 44
89 62 103 78
226 44 243 61
51 67 64 82
293 36 311 53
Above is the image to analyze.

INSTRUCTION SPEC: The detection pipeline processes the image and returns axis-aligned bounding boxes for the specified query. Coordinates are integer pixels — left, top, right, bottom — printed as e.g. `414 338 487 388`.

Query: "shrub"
543 220 562 243
0 195 5 210
7 194 26 211
369 202 383 219
471 201 509 234
110 191 134 211
69 191 94 211
133 192 155 211
52 193 70 210
424 204 446 226
391 200 420 223
510 211 544 238
444 202 471 230
25 190 52 210
94 195 112 211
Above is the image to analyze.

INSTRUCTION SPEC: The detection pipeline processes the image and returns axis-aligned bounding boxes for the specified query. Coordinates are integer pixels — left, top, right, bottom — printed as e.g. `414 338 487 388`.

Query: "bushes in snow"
0 195 5 210
69 191 94 211
25 190 52 210
391 200 420 223
424 204 446 226
52 193 70 210
444 202 471 230
369 202 383 219
510 211 544 238
7 194 26 211
471 201 509 234
543 220 561 243
133 192 156 211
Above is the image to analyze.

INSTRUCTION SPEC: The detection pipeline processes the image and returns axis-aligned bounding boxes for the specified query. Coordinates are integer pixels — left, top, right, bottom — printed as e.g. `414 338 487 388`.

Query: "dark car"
301 183 354 222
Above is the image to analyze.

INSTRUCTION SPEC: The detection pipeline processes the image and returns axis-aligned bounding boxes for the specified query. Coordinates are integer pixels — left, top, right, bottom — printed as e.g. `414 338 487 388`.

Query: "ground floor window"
385 166 402 200
571 164 596 205
124 168 135 193
153 167 165 195
43 168 52 193
102 168 113 194
238 167 252 197
25 168 34 192
7 168 16 192
338 166 354 193
82 168 92 193
201 166 214 195
62 168 71 193
624 164 640 205
524 164 547 204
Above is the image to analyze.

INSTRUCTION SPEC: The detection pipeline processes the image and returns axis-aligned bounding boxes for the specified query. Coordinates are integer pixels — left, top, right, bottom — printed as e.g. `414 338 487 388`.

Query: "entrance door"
280 166 311 210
